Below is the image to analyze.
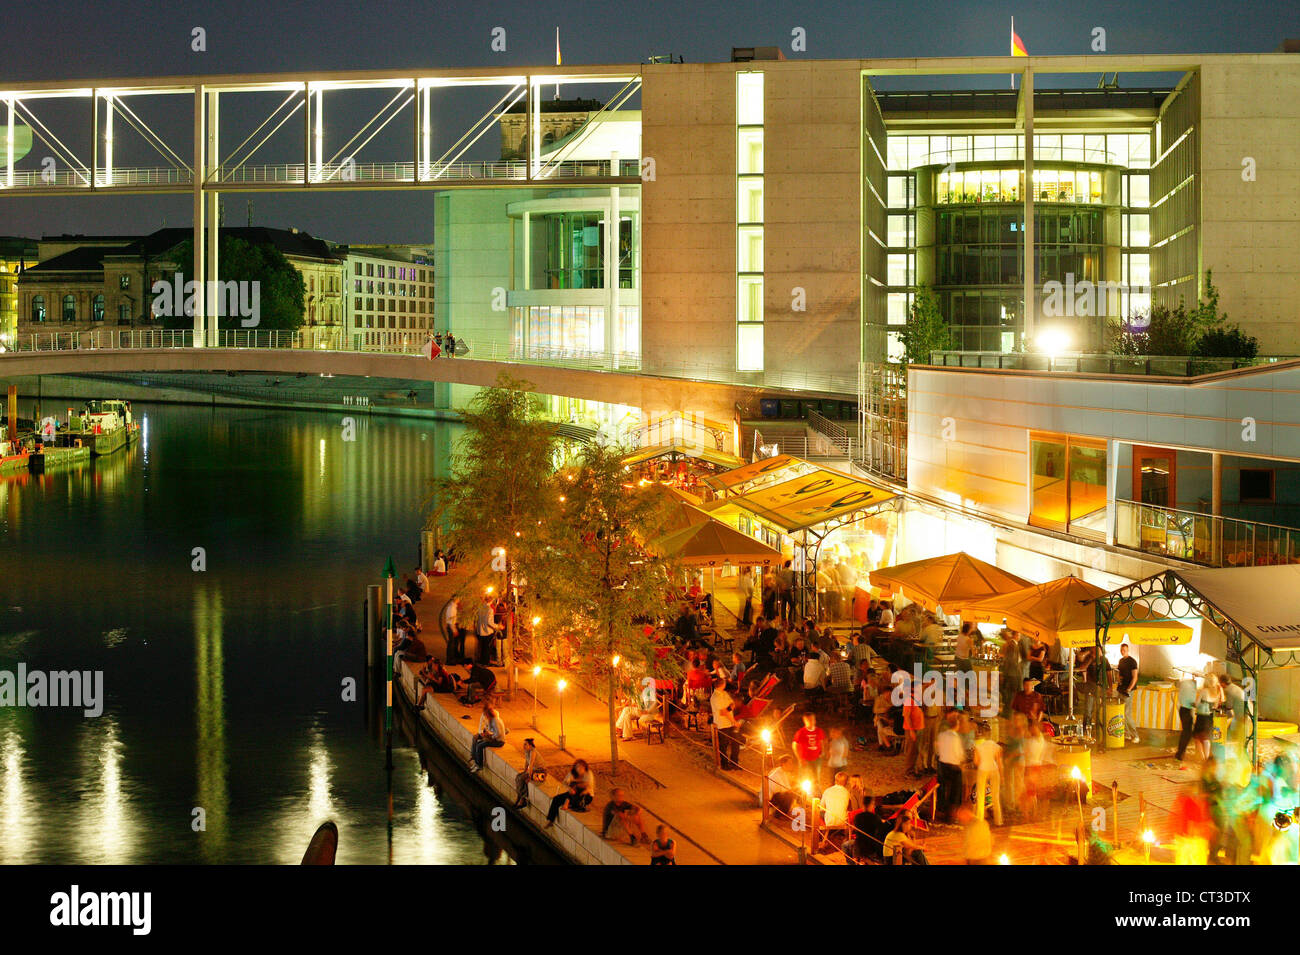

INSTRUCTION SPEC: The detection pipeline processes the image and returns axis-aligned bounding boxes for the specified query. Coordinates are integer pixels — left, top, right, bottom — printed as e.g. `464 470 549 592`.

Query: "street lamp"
557 678 568 750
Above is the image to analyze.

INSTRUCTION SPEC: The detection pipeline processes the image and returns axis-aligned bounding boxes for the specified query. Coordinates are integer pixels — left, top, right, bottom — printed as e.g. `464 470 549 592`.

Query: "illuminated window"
1029 432 1107 539
737 71 764 372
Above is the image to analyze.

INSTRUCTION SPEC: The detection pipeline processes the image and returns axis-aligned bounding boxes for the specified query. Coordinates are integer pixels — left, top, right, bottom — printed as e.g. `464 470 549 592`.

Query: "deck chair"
883 778 940 829
765 702 799 753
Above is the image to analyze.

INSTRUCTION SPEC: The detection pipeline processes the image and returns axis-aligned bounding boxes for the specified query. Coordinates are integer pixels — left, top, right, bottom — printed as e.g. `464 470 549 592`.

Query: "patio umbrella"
652 517 783 621
962 576 1192 718
868 551 1032 615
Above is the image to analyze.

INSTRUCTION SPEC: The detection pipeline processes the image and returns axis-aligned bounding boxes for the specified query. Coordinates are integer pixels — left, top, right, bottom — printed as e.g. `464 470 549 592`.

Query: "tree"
895 285 955 364
424 374 561 689
1106 271 1255 359
530 443 681 774
160 237 306 330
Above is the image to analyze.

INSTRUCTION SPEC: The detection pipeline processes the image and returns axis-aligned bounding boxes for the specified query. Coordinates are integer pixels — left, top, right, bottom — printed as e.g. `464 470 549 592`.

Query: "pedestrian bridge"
0 329 855 428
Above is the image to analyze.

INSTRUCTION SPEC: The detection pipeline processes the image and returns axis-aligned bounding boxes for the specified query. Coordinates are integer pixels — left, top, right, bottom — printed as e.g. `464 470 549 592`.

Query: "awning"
701 453 808 493
621 443 745 470
651 518 784 567
962 576 1192 647
1157 565 1300 653
723 467 897 535
869 551 1031 614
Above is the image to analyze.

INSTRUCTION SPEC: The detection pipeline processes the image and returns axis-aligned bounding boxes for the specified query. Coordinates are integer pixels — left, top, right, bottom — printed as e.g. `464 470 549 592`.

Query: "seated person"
545 760 595 826
601 787 651 845
873 685 899 751
884 815 929 865
417 659 460 705
852 796 889 862
463 662 497 699
766 755 798 819
615 695 660 740
649 824 677 865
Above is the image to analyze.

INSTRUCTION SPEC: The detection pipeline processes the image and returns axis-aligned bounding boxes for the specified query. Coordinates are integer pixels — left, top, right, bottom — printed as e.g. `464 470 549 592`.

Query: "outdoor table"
1131 683 1178 731
1051 735 1092 791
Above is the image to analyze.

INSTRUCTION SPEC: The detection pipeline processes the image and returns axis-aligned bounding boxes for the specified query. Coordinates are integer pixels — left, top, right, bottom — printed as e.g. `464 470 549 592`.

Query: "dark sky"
1 0 1295 243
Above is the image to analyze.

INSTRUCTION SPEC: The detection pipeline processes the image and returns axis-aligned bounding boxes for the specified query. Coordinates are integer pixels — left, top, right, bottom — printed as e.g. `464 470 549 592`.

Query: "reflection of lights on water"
141 414 149 465
319 438 326 479
1 727 34 862
307 729 332 825
76 716 137 863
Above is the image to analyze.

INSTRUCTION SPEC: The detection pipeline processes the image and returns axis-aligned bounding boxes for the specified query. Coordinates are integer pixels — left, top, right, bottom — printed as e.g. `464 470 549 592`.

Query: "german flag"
1011 22 1028 57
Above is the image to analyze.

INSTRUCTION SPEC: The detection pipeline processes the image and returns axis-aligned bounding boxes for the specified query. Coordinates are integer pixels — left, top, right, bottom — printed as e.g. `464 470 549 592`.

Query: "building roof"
502 97 604 115
28 227 341 275
27 245 133 273
876 87 1172 115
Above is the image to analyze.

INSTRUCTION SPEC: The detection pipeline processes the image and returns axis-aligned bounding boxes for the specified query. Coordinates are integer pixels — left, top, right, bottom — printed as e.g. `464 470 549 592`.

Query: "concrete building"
15 227 344 340
435 50 1300 388
0 237 38 347
336 245 435 347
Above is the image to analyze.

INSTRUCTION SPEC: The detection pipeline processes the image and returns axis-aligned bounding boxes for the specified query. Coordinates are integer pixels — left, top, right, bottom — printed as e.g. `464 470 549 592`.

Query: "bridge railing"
1 328 856 395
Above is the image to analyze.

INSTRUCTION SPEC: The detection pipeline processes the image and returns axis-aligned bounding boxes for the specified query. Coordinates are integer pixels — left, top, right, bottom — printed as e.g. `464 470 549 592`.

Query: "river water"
0 401 514 864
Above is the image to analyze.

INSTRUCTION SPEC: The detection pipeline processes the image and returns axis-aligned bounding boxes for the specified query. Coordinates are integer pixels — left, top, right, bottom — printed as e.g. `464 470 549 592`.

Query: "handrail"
0 328 858 396
927 351 1294 378
1114 498 1299 568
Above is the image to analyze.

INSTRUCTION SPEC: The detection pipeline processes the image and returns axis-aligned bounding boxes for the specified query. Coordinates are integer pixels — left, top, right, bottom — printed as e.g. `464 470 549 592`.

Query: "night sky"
1 0 1295 242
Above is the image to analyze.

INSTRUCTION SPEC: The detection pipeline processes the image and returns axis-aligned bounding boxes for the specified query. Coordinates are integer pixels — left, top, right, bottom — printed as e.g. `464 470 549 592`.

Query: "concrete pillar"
1212 452 1223 565
1022 66 1035 346
607 152 619 362
192 85 206 347
205 90 219 347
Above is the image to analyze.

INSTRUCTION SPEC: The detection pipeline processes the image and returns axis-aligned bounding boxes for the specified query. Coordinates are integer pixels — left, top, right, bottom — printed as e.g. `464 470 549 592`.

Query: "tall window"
1029 432 1107 540
62 294 76 322
31 295 45 323
92 294 105 322
118 304 129 323
736 70 764 372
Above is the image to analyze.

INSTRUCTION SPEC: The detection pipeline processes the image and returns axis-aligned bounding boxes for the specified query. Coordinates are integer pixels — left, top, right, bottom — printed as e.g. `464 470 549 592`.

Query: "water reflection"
0 402 518 864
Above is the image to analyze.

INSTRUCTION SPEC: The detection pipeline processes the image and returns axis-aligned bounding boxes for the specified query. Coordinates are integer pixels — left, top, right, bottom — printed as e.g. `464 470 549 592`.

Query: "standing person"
442 596 462 663
777 560 796 627
1194 673 1224 761
475 593 502 666
468 702 507 772
973 725 1004 827
1223 676 1247 747
1174 672 1198 764
954 621 975 673
444 332 456 358
826 725 850 778
710 678 742 770
936 711 965 820
1000 636 1023 718
514 737 544 809
902 686 925 776
792 711 827 788
1116 643 1140 743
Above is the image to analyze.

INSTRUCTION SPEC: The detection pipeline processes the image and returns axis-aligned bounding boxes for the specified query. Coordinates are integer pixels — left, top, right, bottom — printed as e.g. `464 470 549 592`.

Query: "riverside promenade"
396 565 797 865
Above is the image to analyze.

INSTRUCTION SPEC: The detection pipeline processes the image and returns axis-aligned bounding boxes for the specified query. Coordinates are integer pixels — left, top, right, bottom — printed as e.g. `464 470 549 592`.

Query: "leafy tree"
530 443 681 773
895 284 956 364
160 237 306 330
1107 271 1254 359
424 374 561 689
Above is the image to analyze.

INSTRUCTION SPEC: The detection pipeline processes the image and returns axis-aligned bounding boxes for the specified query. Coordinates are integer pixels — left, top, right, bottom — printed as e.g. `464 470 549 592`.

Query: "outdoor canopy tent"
962 575 1192 721
651 518 784 567
700 453 811 496
722 467 897 536
621 443 745 471
868 551 1031 614
961 576 1193 649
1087 564 1300 764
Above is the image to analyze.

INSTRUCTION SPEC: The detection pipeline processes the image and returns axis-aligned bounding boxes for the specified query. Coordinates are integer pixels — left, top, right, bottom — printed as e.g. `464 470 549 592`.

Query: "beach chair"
883 778 940 829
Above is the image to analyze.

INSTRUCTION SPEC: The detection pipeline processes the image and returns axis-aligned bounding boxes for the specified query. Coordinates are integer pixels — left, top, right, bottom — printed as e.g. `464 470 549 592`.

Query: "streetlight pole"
557 678 567 751
532 664 542 729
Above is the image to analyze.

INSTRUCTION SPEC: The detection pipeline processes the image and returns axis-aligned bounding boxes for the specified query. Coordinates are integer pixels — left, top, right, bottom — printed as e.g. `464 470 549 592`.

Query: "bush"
1194 326 1258 360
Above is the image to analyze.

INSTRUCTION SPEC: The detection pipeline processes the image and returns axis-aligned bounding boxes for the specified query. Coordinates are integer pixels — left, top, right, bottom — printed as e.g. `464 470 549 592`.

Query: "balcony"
928 351 1291 377
1114 499 1300 568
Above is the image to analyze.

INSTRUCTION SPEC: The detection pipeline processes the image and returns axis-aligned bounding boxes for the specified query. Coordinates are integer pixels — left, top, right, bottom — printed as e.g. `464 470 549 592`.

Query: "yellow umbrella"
651 518 783 567
961 577 1193 648
869 551 1032 614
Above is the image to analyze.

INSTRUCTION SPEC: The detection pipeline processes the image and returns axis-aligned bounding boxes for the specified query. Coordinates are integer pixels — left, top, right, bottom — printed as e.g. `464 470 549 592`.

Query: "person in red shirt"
684 659 713 719
792 711 828 788
902 691 926 775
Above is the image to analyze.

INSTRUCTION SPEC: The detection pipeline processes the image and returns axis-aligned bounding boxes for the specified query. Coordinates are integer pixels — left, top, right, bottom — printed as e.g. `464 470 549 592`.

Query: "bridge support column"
606 153 618 366
206 90 220 347
192 85 207 347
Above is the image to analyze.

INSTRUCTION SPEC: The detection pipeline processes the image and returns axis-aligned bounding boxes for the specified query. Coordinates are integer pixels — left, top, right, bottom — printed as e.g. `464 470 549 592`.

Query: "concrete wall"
640 61 863 382
1198 57 1300 355
435 189 532 348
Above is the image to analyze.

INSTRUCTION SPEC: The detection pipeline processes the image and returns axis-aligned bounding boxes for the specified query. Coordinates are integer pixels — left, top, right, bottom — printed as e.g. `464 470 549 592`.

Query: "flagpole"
1011 17 1016 90
555 27 561 99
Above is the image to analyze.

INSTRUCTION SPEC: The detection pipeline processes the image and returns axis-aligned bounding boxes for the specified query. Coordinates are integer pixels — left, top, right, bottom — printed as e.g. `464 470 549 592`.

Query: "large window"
62 294 76 322
92 294 105 322
1030 432 1108 539
31 294 45 323
736 71 764 372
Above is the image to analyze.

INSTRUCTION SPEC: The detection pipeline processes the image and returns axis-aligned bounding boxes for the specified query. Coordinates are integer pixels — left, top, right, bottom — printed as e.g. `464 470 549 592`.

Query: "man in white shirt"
416 567 430 593
878 602 895 629
711 678 742 770
803 649 828 691
936 713 966 821
821 772 852 828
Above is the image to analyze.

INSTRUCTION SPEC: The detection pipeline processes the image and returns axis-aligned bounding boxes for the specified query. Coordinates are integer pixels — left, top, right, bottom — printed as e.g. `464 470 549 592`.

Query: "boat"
0 423 30 474
61 400 140 457
300 821 339 865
